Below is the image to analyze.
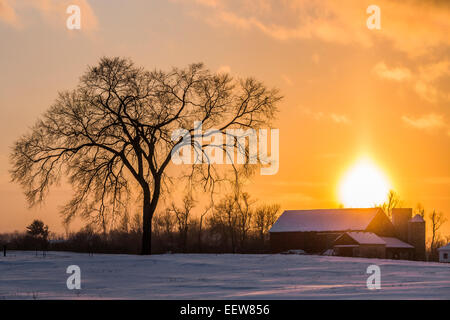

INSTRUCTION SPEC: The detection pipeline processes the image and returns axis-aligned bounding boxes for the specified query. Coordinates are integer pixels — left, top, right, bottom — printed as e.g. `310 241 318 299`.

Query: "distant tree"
26 220 49 241
118 211 130 233
379 190 402 219
210 195 238 252
154 209 177 251
234 192 255 250
10 57 281 254
414 203 426 218
130 213 143 235
197 205 211 252
429 210 447 255
170 194 196 252
254 204 281 242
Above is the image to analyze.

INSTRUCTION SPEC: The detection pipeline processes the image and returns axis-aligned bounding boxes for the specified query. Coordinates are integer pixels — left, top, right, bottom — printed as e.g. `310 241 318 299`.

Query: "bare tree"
130 212 143 235
254 204 281 242
170 194 196 252
197 205 211 252
429 210 447 254
10 57 281 254
209 195 238 252
154 209 176 251
234 192 255 250
379 190 402 219
118 211 130 233
414 203 426 218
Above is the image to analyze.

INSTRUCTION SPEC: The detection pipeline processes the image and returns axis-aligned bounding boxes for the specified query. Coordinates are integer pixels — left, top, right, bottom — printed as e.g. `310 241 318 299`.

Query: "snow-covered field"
0 251 449 299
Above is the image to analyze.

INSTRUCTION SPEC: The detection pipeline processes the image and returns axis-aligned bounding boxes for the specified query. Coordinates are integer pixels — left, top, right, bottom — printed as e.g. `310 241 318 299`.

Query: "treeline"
0 193 281 255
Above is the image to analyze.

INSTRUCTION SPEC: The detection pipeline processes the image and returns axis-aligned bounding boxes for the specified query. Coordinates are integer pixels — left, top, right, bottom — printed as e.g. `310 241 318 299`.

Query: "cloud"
0 0 19 26
330 113 350 124
217 65 231 73
373 61 450 103
302 108 350 125
373 62 412 81
0 0 98 31
402 114 448 134
178 0 450 57
281 74 293 86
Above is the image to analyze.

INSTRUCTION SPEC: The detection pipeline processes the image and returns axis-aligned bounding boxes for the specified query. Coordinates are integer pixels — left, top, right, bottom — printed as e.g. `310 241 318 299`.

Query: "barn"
269 208 425 261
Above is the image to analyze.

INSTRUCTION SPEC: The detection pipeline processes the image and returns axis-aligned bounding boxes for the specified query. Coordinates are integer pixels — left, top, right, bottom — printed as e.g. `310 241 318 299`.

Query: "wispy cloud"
329 113 350 124
177 0 450 57
402 113 449 137
302 108 350 125
373 62 412 81
0 0 19 26
217 65 231 74
0 0 98 31
373 61 450 103
281 74 294 86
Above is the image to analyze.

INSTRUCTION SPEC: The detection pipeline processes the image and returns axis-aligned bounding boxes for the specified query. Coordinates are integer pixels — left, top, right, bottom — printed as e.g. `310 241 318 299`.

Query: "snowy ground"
0 251 449 299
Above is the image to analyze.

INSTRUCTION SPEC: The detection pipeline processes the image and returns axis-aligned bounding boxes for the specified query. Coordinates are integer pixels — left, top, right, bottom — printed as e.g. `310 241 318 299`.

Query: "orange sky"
0 0 449 236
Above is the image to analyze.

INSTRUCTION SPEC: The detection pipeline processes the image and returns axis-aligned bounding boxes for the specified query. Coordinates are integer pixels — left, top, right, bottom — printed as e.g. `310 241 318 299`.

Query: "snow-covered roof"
269 208 381 233
380 237 414 249
345 232 385 245
410 214 425 223
335 233 415 248
438 243 450 251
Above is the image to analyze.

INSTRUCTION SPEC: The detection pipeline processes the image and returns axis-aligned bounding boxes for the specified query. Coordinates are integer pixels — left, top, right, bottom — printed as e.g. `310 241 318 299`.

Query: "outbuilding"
438 244 450 263
333 232 386 258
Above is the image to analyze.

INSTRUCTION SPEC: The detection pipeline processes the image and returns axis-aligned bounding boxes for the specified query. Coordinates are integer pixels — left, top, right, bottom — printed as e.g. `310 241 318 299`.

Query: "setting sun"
339 158 391 208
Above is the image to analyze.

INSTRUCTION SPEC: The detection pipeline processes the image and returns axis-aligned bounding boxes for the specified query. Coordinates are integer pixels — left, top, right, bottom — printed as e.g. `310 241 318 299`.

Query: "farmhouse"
438 244 450 263
269 208 425 260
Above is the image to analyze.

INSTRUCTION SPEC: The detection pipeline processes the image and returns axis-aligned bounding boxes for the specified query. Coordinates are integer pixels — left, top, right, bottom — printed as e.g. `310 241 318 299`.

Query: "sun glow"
338 158 391 208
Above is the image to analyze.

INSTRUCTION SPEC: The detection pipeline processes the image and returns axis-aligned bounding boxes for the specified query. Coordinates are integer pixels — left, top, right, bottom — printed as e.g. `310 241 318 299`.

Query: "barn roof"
334 232 415 247
380 237 414 249
269 208 382 233
345 232 385 245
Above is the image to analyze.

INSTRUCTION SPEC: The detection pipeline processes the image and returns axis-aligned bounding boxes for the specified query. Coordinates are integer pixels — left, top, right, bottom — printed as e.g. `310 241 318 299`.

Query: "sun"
338 158 391 208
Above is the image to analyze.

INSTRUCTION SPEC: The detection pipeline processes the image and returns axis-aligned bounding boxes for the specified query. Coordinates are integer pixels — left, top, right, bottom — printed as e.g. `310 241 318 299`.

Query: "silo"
408 214 426 261
392 208 412 243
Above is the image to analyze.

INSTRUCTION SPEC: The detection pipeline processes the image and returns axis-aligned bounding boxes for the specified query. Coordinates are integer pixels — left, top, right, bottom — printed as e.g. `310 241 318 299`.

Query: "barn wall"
270 232 341 253
358 244 386 259
386 248 414 260
334 246 357 257
366 211 396 237
334 244 385 258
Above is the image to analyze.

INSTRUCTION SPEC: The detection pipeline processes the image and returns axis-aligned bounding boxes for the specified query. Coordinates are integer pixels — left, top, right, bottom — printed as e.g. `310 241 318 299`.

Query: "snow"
345 232 385 245
380 237 414 249
269 208 380 233
1 251 450 299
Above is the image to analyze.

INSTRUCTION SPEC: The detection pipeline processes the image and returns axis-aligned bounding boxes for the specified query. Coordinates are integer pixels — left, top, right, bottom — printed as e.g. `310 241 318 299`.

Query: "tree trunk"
198 216 203 253
141 179 161 255
141 198 152 254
